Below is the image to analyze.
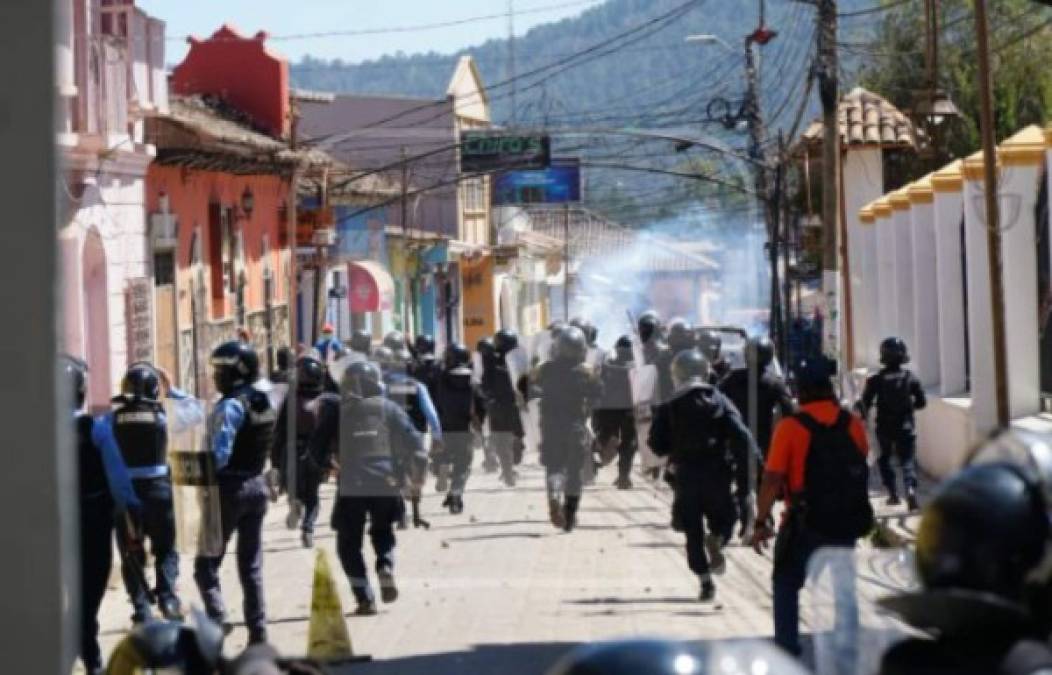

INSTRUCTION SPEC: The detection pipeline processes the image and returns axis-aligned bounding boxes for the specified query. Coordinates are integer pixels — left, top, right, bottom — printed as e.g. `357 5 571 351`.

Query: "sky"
138 0 603 65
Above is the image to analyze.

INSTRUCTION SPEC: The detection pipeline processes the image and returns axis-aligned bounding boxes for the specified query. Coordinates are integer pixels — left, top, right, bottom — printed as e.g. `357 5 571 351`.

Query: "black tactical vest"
225 389 277 476
385 376 427 433
77 414 110 500
338 397 394 462
437 367 474 432
112 399 167 469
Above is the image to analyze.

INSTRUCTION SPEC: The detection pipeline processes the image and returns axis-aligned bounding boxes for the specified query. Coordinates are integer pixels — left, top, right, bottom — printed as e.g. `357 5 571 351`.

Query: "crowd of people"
66 310 1052 675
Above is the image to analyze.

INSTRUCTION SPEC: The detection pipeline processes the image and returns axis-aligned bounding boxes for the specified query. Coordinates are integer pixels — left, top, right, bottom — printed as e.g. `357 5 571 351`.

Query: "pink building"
56 0 167 410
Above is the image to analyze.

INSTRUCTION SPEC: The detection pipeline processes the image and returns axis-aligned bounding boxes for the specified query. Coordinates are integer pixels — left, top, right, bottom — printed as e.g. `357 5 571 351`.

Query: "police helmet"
444 343 471 370
880 336 910 366
414 334 436 357
666 318 695 353
341 360 385 399
350 329 372 355
121 362 162 402
61 354 88 411
210 341 260 396
275 346 294 372
557 326 589 365
568 317 585 330
746 336 776 371
545 638 807 675
476 337 495 358
382 331 411 364
371 345 396 372
614 335 634 361
548 321 567 337
915 431 1052 616
494 328 519 355
671 349 710 390
106 612 222 675
637 310 660 343
696 329 722 362
296 355 326 394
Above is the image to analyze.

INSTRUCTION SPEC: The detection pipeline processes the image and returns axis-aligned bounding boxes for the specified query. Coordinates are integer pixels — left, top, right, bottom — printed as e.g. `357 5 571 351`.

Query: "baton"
118 511 156 605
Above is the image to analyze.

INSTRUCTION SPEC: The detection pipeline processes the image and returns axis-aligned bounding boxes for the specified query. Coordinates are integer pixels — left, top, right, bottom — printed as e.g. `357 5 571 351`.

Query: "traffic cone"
307 549 371 663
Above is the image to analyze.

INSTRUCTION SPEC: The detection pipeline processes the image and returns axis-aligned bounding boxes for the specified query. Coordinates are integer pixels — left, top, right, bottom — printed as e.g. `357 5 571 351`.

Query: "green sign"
460 132 551 173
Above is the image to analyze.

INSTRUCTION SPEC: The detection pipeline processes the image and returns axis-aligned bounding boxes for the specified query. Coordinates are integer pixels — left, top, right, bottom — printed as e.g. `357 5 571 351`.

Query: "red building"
145 25 330 395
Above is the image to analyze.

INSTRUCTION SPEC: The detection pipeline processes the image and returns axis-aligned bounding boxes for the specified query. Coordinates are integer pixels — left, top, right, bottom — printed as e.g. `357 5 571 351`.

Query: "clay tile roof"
800 87 915 150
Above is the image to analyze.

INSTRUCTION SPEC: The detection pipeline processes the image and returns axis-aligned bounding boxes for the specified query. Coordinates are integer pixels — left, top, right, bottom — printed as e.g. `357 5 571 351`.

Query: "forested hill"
289 0 873 129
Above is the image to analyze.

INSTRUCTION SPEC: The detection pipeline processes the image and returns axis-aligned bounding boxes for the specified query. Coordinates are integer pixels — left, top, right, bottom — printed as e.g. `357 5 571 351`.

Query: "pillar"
931 161 967 396
908 177 939 388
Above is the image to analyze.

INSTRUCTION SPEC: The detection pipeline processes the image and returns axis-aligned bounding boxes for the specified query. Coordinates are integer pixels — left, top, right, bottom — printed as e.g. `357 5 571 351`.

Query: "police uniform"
594 352 637 486
311 390 427 609
272 388 337 538
384 370 442 442
649 382 757 586
533 357 602 528
861 365 927 503
76 411 140 673
109 393 180 621
480 354 525 485
192 384 276 644
433 360 480 501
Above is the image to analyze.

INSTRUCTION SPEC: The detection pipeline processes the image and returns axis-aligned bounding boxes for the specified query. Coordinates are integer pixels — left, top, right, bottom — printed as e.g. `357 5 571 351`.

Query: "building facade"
56 0 167 411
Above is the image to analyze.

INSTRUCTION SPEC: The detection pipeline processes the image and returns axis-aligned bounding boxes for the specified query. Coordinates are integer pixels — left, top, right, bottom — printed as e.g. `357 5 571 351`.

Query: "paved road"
95 456 922 673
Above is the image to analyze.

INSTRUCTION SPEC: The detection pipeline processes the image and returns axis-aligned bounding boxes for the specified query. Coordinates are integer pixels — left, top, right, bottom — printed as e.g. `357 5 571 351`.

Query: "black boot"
563 496 580 532
886 487 901 506
906 488 919 512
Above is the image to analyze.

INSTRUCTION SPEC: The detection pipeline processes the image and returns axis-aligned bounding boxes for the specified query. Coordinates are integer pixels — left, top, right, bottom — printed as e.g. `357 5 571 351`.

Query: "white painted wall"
1000 163 1043 419
932 190 967 396
875 213 898 339
843 149 884 367
893 206 916 351
963 174 998 435
910 199 939 387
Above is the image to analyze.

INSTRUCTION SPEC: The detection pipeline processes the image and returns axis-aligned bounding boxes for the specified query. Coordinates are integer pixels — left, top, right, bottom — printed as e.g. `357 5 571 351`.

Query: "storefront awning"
348 260 395 313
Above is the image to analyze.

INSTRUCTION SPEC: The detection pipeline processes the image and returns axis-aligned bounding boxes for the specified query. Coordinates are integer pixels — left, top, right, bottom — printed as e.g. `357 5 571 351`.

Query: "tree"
860 0 1052 165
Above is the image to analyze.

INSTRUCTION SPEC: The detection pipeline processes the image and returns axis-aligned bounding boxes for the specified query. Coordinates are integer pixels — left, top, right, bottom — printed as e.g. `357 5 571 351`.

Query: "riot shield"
166 398 223 558
630 364 664 472
504 346 530 397
806 547 918 675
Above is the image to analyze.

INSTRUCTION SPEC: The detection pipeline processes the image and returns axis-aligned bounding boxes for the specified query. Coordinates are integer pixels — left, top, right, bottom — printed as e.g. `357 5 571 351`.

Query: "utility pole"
796 0 841 358
400 147 412 333
508 0 518 126
563 203 571 321
973 0 1010 429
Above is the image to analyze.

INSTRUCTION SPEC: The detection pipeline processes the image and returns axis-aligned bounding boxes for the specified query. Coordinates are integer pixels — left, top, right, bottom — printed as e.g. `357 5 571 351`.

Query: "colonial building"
56 0 168 411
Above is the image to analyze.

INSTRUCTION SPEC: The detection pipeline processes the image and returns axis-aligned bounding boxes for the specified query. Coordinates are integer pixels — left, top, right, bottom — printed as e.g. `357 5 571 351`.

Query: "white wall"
875 212 898 340
843 149 884 367
893 205 916 351
910 198 939 387
962 173 998 435
932 189 967 396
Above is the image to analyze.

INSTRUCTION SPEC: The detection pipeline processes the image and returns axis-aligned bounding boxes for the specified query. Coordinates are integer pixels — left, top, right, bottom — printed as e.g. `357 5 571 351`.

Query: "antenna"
508 0 517 126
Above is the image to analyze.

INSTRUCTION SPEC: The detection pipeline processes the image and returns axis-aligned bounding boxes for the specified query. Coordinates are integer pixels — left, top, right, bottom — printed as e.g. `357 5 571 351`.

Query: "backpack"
794 410 874 540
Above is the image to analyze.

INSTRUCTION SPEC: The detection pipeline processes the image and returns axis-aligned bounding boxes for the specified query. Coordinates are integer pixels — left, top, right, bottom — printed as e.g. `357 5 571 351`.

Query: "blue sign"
493 158 581 205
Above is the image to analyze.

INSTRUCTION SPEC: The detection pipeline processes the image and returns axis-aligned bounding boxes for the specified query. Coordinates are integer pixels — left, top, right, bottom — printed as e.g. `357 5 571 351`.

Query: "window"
153 252 174 286
464 177 485 212
1037 172 1052 409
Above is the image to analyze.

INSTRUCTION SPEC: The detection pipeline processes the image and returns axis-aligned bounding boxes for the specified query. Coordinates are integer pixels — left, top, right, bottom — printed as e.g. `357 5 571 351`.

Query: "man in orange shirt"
750 355 874 656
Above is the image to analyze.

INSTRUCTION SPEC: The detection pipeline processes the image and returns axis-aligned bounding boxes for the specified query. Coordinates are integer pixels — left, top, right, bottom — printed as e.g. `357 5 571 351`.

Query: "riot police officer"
376 338 441 528
432 343 482 514
654 318 696 405
481 329 527 487
594 335 638 489
349 329 372 357
719 337 794 517
860 337 927 510
309 360 428 615
878 430 1052 674
272 355 336 548
411 334 442 395
475 337 497 473
649 349 758 603
108 362 184 623
193 341 276 644
637 310 665 366
65 355 141 675
697 329 728 382
530 327 602 531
